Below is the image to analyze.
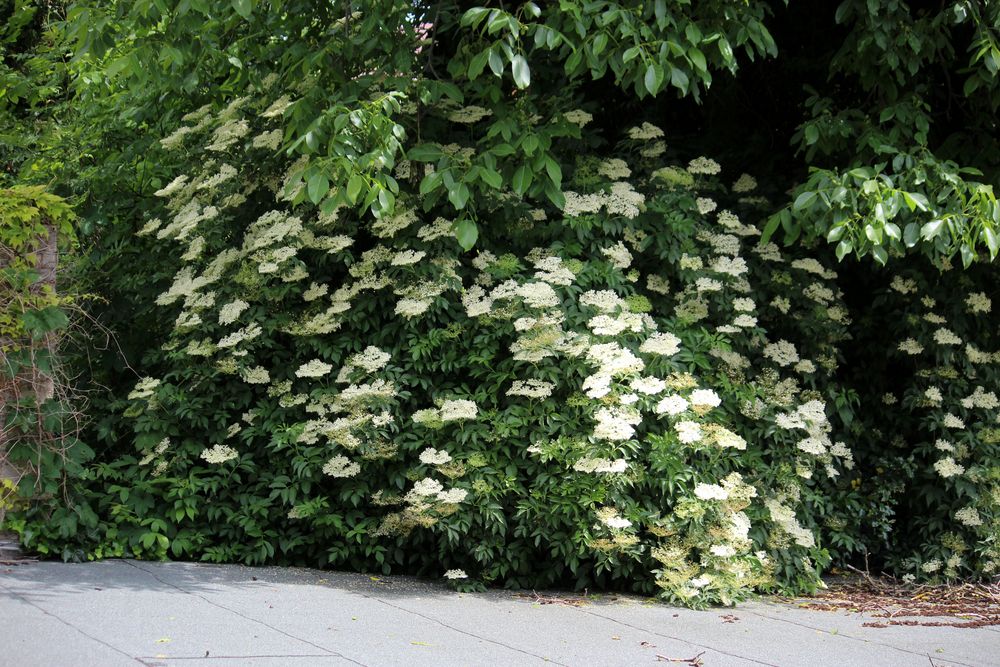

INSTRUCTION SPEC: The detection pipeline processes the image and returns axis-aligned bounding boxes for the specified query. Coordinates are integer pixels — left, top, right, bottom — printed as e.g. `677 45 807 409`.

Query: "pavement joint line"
135 654 344 660
125 561 370 667
568 606 779 667
743 609 981 667
0 580 146 665
357 592 568 666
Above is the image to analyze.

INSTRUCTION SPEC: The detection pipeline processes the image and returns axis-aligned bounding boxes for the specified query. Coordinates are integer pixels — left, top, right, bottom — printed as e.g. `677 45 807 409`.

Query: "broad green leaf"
488 49 504 77
644 63 664 95
960 243 975 267
232 0 251 18
454 219 478 250
982 226 999 257
407 144 444 162
792 191 817 212
346 173 364 204
872 245 888 265
920 219 944 240
835 239 853 261
512 165 532 195
480 168 502 189
903 222 920 247
511 55 531 88
448 182 470 210
307 172 329 204
22 306 69 337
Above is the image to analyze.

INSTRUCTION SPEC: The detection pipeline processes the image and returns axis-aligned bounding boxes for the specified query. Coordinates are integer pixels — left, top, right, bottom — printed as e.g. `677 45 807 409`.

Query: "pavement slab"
1 560 997 666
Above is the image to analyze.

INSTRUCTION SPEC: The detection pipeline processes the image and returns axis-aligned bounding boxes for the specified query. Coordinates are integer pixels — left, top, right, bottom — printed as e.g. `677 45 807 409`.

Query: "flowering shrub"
839 265 1000 581
8 84 875 607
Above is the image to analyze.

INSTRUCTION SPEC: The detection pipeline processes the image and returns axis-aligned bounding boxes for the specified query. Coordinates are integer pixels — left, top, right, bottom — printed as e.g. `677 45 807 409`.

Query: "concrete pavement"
1 559 997 666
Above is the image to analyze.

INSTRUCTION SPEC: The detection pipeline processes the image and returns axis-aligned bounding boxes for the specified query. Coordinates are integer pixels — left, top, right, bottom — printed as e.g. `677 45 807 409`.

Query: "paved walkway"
1 560 996 666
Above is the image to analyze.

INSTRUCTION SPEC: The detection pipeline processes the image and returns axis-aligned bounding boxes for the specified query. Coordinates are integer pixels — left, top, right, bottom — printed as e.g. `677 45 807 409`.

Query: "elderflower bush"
847 266 1000 580
102 87 860 607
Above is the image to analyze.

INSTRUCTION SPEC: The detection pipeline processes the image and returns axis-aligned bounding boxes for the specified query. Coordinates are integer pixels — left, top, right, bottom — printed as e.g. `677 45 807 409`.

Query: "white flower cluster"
507 379 555 399
323 455 361 478
200 444 239 464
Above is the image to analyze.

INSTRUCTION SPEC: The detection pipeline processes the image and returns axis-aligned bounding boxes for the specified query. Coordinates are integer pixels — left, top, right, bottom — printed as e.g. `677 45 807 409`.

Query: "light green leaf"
511 55 531 88
454 219 478 250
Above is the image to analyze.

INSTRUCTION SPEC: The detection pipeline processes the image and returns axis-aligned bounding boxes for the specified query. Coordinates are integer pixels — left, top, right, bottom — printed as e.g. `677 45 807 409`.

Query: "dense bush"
3 0 999 607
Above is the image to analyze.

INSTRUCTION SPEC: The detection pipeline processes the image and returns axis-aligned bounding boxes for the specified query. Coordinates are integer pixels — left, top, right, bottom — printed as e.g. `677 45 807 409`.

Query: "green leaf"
488 49 504 77
480 168 502 189
346 173 364 204
871 245 888 265
544 157 562 187
792 191 817 212
521 134 539 155
593 33 608 56
804 125 819 145
454 219 478 250
468 50 490 79
903 222 920 247
512 165 533 195
669 66 689 94
920 219 944 240
307 172 329 204
511 55 531 88
644 63 664 96
448 182 470 210
407 144 444 162
22 306 69 337
231 0 251 18
901 191 929 212
835 239 853 261
760 212 782 244
826 225 847 242
982 226 999 258
960 243 975 267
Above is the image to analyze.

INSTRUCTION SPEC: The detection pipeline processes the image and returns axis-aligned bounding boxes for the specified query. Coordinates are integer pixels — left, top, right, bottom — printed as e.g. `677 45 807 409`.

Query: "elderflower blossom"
696 197 718 215
323 455 361 478
694 483 728 501
241 366 270 384
447 105 492 123
507 379 555 399
443 569 468 579
200 444 239 464
601 242 633 269
763 340 800 366
630 376 666 395
440 399 478 422
437 488 468 504
640 332 681 356
128 377 161 400
218 299 250 325
955 507 982 527
962 387 999 410
655 395 689 416
898 338 924 355
295 359 333 378
943 413 965 429
933 328 962 346
563 109 593 126
675 420 703 443
419 448 452 465
628 122 664 140
391 250 426 266
597 158 632 179
966 292 991 313
690 389 722 409
731 173 757 192
687 156 721 175
933 457 965 478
